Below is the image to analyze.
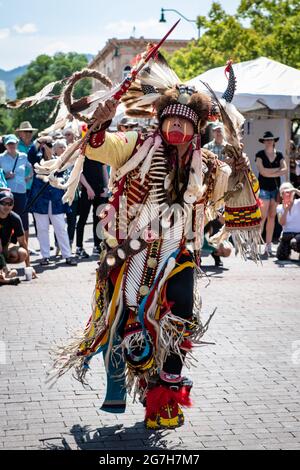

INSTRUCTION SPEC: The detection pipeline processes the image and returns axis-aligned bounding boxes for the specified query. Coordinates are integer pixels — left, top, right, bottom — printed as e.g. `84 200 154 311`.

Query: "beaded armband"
88 120 112 148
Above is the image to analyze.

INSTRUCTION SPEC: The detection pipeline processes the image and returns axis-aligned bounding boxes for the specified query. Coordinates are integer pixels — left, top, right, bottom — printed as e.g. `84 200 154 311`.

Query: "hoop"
64 69 113 123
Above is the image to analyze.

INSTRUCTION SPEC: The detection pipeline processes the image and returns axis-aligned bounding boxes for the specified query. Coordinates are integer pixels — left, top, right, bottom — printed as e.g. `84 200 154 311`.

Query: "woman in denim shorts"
255 132 287 256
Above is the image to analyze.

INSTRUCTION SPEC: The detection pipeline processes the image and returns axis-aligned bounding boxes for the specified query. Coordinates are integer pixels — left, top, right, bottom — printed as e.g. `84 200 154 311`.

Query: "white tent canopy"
188 57 300 112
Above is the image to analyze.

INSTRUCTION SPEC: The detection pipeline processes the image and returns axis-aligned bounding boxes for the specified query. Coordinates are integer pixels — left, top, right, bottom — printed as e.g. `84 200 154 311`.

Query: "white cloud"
13 23 38 34
105 18 166 37
0 28 10 40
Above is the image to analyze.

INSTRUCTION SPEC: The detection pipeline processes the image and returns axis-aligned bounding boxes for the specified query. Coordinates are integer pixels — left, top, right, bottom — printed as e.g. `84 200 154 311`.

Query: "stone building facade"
89 37 189 92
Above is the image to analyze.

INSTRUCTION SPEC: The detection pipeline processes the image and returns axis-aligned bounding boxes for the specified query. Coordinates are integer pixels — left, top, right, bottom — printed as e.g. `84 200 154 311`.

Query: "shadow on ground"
200 265 229 279
274 259 300 268
40 423 171 451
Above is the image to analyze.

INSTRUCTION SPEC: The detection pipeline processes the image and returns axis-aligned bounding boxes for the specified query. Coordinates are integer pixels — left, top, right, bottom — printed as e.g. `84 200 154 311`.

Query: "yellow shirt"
85 131 139 170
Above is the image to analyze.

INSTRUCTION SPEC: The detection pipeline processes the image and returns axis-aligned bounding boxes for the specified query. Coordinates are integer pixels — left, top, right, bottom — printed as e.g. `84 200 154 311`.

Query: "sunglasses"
0 201 14 207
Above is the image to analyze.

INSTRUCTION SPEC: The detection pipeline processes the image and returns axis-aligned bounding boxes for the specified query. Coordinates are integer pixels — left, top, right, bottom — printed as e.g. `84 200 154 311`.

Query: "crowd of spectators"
0 120 109 284
1 117 300 286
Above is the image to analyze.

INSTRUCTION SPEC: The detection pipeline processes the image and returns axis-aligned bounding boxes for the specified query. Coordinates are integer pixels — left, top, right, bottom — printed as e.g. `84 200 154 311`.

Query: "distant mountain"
86 54 94 63
0 65 28 100
0 54 94 100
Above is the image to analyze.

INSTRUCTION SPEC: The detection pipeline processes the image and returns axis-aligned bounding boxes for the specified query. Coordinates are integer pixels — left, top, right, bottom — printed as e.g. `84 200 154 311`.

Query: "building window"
123 65 131 80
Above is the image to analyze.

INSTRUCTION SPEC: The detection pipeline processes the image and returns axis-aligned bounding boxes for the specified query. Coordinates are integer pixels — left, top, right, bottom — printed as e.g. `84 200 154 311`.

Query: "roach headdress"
121 50 237 133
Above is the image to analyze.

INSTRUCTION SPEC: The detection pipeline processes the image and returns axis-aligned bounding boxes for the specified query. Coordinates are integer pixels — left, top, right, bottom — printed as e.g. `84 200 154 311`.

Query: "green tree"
168 1 299 81
13 52 92 132
238 0 300 68
168 2 263 80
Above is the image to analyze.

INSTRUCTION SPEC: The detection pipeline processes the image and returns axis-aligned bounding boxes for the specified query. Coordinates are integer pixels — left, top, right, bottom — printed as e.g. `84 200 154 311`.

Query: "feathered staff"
21 20 181 210
201 63 262 261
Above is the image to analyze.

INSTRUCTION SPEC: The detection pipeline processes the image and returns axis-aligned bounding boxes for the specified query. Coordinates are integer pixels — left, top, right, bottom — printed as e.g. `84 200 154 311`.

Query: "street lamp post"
159 7 201 39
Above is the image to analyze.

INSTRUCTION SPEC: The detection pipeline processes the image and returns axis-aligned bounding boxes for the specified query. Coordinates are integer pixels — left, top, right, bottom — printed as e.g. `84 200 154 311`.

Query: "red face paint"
162 118 194 144
162 130 193 144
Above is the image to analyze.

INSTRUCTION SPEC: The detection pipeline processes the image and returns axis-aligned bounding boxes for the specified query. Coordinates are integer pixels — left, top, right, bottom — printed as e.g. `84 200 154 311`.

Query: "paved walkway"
1 221 300 450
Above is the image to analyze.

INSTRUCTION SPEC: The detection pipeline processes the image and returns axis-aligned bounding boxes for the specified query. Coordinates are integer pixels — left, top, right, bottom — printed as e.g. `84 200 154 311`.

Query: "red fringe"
181 339 193 351
256 197 263 208
146 385 192 418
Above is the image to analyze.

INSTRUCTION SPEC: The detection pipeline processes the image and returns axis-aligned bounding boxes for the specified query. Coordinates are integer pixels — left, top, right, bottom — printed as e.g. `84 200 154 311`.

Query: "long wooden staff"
25 20 180 212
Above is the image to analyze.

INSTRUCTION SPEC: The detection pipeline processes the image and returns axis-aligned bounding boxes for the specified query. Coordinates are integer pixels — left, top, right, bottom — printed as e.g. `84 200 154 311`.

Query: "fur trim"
155 87 211 129
145 385 192 418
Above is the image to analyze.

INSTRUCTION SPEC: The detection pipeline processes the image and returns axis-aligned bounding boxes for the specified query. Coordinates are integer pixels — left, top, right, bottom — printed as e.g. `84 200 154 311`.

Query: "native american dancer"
9 44 262 429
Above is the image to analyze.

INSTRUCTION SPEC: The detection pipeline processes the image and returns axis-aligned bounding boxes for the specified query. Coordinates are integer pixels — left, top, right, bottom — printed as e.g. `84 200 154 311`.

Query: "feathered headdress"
120 49 210 130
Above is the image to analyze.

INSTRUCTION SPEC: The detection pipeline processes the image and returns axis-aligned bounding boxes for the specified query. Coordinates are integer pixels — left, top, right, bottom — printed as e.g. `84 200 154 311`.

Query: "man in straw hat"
16 121 38 155
16 121 38 208
43 53 262 430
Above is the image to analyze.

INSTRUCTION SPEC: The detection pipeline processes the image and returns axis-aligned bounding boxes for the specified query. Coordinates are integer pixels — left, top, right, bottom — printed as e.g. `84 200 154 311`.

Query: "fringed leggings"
163 265 194 376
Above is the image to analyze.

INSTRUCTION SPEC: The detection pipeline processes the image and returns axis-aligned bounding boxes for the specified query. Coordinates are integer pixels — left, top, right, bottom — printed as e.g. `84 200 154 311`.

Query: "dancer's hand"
92 99 118 125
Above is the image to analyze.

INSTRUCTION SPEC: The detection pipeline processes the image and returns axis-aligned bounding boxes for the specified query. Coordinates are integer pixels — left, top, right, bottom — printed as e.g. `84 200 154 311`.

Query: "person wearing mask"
28 138 77 266
0 190 36 280
255 131 288 256
276 182 300 260
0 134 33 241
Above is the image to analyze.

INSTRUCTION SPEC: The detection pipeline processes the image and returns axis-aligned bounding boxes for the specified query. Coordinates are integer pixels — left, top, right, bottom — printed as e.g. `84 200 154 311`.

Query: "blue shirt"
0 169 8 189
18 140 35 191
27 146 70 215
0 151 32 194
18 140 33 155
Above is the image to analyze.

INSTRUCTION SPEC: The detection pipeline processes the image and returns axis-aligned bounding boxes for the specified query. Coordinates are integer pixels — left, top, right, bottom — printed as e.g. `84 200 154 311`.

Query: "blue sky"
0 0 240 70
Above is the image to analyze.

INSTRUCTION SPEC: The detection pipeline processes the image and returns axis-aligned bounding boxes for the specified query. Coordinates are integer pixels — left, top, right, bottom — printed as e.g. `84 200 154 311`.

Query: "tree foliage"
168 0 300 81
12 52 92 132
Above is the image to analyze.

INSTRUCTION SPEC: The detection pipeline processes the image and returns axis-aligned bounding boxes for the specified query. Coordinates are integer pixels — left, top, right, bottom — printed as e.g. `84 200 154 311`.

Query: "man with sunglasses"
117 117 139 132
0 190 36 278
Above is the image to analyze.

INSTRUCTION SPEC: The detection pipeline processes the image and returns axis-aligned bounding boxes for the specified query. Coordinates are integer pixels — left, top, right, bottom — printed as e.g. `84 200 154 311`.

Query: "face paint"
162 117 194 144
162 129 194 144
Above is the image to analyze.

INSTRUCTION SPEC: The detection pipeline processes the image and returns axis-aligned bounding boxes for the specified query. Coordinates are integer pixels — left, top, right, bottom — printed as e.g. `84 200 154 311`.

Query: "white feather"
141 61 180 90
219 99 245 141
133 93 161 107
6 78 64 109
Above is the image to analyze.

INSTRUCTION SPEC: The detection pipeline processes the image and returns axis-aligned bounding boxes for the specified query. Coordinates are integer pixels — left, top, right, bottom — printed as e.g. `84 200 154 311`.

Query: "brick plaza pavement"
1 220 300 450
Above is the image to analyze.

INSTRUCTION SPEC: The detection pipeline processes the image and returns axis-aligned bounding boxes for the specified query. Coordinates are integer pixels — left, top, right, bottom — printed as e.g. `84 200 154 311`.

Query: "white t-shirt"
277 198 300 233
